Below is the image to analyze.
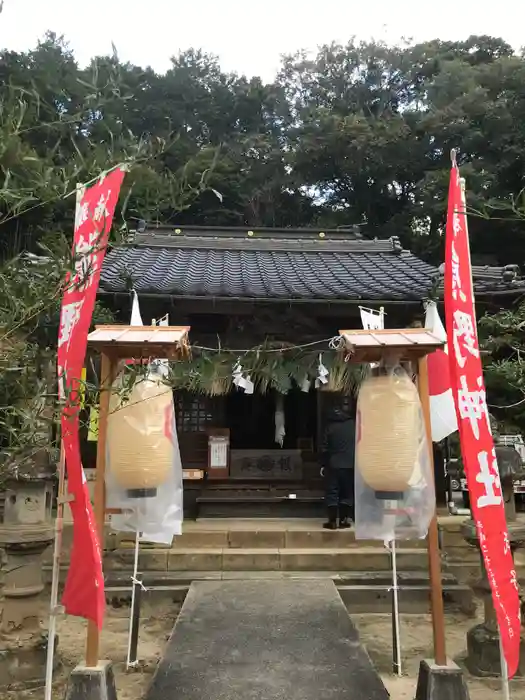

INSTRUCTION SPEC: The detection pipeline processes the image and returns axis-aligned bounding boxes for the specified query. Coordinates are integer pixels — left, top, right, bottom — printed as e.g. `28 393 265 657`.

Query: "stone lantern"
461 430 525 676
0 447 56 685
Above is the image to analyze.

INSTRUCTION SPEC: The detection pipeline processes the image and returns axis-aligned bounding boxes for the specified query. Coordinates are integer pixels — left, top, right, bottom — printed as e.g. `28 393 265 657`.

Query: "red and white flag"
424 300 458 442
444 164 520 677
57 167 126 628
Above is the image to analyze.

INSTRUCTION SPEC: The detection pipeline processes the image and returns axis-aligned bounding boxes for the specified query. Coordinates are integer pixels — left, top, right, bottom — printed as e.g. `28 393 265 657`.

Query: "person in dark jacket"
321 406 356 530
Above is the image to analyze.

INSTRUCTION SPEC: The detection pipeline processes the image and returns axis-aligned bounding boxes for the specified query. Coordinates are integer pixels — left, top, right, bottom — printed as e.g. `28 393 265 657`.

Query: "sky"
1 0 524 80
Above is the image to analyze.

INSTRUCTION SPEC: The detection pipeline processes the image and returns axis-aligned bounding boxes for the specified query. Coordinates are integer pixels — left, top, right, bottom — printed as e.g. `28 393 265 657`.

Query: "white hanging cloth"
151 314 169 377
359 307 385 369
274 394 286 447
232 362 243 386
130 290 143 326
359 306 385 331
315 353 329 388
232 362 254 394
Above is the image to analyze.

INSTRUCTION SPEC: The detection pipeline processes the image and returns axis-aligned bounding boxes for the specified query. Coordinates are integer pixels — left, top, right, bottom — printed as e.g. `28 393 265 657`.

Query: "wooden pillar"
418 355 447 666
85 351 114 667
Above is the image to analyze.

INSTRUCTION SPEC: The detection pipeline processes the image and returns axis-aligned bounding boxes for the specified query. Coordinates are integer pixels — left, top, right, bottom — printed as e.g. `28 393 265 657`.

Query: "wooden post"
418 354 447 666
85 352 114 667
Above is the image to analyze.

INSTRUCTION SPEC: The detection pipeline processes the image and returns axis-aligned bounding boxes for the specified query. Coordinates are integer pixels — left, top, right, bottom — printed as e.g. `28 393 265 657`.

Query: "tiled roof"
100 227 437 301
99 226 524 302
437 262 524 295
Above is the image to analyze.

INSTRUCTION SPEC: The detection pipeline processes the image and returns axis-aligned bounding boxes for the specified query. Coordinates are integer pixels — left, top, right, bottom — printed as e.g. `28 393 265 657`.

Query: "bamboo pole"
85 352 113 667
126 532 142 668
389 538 402 676
418 354 447 666
44 443 66 700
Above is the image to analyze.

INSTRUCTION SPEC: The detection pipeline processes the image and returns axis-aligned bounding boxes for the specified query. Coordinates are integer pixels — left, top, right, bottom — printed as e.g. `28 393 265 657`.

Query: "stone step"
445 561 509 584
337 584 474 615
196 497 325 518
55 518 478 546
100 569 459 587
46 521 484 572
50 523 442 561
101 546 429 572
112 528 430 551
46 563 518 605
102 578 475 616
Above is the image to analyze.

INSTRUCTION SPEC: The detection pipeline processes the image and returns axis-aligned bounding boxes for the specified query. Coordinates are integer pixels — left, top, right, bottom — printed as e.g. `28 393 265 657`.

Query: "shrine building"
90 224 524 518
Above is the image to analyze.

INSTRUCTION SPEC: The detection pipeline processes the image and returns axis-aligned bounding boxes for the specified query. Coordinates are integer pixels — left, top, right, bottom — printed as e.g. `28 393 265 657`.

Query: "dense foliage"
2 31 525 458
3 33 525 263
479 302 525 431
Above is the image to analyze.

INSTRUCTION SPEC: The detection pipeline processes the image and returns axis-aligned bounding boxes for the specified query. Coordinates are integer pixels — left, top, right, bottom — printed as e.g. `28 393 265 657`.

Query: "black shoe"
339 504 352 529
323 506 338 530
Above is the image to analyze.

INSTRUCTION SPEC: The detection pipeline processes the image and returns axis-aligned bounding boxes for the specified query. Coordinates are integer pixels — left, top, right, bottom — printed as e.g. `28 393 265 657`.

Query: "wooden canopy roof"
87 324 191 359
339 328 444 363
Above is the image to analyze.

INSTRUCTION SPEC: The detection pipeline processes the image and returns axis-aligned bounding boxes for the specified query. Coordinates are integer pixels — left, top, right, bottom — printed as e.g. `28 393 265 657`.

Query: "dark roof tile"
99 227 525 301
101 245 436 301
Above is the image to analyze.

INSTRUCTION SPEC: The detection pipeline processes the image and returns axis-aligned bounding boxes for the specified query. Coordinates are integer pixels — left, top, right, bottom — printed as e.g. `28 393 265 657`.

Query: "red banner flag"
444 164 520 676
57 167 126 628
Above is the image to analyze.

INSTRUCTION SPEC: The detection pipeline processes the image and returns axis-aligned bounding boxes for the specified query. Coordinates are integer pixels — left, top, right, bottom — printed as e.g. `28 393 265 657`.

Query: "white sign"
210 437 228 468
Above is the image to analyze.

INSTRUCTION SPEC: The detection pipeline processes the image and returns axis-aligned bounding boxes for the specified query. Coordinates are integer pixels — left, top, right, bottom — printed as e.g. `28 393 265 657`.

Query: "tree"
477 192 525 433
0 35 223 471
479 300 525 432
9 33 525 250
279 36 525 264
4 31 525 440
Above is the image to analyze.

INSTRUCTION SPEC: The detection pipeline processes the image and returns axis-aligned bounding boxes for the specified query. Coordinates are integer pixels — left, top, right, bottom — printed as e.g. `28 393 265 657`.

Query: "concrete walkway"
146 579 389 700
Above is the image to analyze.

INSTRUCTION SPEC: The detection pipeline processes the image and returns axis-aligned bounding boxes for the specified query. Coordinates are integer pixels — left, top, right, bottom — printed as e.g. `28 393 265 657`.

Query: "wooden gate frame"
84 324 190 667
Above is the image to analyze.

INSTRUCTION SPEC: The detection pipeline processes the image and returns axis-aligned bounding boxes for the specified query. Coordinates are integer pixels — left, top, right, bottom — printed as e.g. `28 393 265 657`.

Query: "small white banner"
359 306 385 331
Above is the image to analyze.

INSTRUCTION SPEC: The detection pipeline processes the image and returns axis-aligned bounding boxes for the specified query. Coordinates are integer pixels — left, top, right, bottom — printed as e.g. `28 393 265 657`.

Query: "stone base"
466 623 525 677
415 659 470 700
0 637 52 687
466 623 501 676
64 661 117 700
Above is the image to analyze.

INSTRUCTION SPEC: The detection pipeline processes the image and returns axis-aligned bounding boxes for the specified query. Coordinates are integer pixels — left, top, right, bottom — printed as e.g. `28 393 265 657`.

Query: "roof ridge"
124 232 404 255
129 222 365 240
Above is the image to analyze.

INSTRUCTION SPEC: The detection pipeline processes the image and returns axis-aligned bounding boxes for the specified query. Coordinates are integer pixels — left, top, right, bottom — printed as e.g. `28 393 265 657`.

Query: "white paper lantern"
356 372 422 495
107 374 173 498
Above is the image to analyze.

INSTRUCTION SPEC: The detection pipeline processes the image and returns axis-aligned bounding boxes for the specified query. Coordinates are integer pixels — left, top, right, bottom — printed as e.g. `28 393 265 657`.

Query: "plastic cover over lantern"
354 362 435 542
105 364 183 543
